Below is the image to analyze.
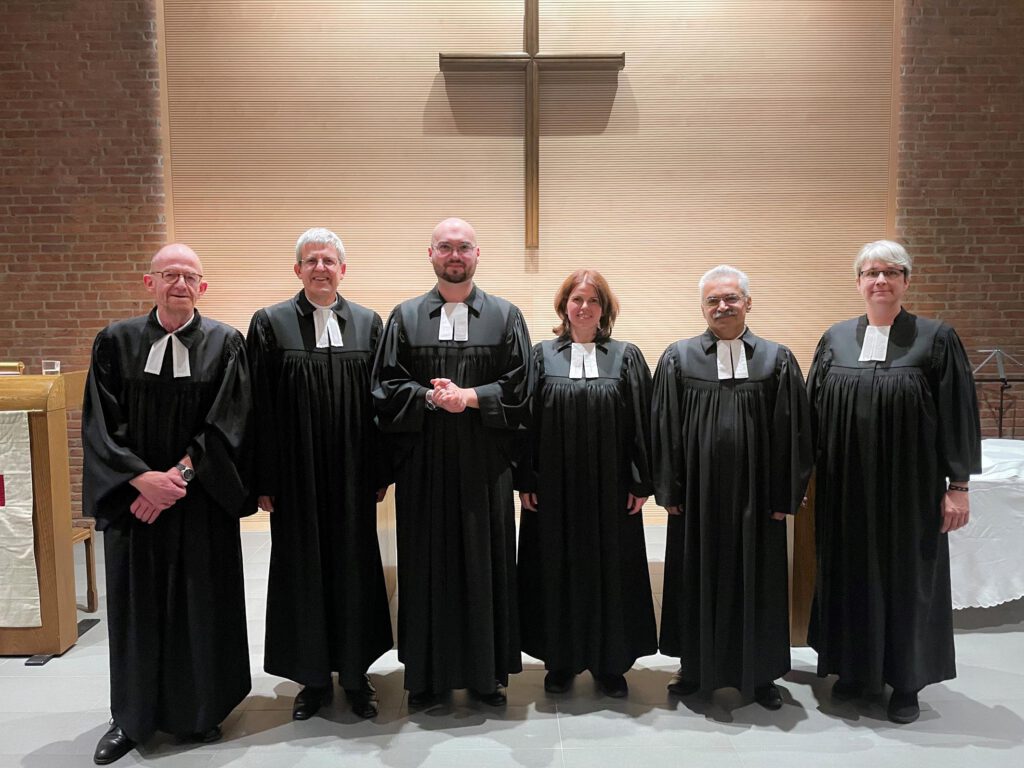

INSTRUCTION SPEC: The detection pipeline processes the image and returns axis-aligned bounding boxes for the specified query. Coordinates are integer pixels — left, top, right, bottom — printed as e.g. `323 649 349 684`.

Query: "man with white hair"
83 244 253 764
652 264 813 710
247 227 392 721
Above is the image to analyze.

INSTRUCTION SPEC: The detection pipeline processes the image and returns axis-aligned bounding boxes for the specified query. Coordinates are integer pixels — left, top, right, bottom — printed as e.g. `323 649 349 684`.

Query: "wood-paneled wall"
160 0 897 373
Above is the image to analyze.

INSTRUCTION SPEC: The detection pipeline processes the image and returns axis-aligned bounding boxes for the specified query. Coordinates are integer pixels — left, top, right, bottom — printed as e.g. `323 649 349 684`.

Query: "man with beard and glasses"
82 244 252 764
371 217 533 708
651 265 812 711
247 227 393 722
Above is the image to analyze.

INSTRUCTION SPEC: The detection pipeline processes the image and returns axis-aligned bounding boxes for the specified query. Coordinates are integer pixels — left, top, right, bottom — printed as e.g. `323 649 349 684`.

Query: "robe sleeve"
805 330 832 459
931 324 982 481
512 343 543 493
186 330 254 518
368 311 394 490
371 307 430 433
81 327 152 529
473 306 534 430
651 343 685 508
624 343 655 498
770 347 814 516
246 310 279 499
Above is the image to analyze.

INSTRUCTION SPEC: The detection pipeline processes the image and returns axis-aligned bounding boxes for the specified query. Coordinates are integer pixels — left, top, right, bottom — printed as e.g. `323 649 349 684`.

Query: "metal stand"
973 349 1024 439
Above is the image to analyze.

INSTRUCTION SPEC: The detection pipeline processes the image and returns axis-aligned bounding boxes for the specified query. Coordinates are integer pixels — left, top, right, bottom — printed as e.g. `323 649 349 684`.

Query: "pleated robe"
248 292 393 690
82 309 252 742
371 285 532 695
807 309 981 692
516 338 658 676
652 328 812 695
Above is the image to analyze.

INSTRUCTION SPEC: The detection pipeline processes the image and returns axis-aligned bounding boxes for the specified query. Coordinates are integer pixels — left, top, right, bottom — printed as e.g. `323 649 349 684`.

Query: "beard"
433 259 475 284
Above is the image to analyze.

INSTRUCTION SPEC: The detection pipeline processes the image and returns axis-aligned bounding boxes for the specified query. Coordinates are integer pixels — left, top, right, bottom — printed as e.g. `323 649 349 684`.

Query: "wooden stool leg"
83 533 98 613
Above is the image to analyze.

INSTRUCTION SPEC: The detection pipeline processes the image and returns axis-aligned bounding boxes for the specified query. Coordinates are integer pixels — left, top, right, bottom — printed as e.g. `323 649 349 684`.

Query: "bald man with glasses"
83 243 254 764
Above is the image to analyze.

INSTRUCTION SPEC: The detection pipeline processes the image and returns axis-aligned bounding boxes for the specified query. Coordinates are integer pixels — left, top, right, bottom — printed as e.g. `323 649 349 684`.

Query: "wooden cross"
440 0 625 248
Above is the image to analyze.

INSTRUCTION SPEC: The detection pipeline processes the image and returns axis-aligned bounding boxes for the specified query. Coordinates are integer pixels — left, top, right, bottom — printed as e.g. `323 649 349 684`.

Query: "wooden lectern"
790 475 817 646
0 371 87 656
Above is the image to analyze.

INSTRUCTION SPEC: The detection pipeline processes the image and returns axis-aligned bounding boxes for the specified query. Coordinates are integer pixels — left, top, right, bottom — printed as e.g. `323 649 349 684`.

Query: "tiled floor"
2 528 1023 767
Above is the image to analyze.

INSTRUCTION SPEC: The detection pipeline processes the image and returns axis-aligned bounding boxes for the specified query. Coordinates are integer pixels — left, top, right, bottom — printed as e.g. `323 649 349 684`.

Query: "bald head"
151 243 203 274
428 218 480 289
431 217 477 246
144 243 207 330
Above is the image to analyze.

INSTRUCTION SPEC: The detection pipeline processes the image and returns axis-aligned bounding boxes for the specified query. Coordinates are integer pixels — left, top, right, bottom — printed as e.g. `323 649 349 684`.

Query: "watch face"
178 464 195 481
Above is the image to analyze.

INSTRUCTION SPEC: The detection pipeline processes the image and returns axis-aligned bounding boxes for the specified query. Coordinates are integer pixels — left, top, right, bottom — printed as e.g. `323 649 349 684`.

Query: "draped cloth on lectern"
0 411 41 627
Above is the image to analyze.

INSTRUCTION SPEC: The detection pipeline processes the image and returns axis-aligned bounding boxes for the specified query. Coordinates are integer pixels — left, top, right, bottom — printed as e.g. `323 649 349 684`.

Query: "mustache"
712 309 737 320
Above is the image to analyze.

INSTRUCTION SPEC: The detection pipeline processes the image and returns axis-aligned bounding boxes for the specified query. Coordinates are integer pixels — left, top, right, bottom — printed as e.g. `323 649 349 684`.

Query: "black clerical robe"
248 292 393 690
82 309 252 742
652 328 812 694
371 285 532 694
516 339 658 676
807 309 981 692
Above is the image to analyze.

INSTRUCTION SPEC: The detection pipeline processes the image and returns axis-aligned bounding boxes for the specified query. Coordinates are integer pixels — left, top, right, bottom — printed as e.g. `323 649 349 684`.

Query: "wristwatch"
175 462 195 484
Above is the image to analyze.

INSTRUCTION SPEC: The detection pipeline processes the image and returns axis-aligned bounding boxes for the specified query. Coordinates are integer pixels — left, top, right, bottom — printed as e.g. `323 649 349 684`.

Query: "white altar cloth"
951 439 1024 609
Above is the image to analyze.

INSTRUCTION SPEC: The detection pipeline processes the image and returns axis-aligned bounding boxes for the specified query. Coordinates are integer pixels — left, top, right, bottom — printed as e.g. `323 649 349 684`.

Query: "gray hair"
698 264 750 298
853 240 912 277
295 227 346 264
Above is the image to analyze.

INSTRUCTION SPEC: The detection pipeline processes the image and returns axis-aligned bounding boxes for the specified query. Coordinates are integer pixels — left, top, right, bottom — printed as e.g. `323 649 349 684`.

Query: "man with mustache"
82 244 253 763
651 265 813 711
372 217 532 708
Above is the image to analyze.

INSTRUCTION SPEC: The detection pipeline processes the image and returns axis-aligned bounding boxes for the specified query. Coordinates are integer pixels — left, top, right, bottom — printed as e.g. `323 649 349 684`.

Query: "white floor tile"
2 529 1022 767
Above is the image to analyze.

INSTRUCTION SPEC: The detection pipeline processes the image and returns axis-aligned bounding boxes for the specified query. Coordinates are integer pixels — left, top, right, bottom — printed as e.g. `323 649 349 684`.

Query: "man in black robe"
82 244 252 764
248 227 392 721
652 265 813 710
371 217 532 707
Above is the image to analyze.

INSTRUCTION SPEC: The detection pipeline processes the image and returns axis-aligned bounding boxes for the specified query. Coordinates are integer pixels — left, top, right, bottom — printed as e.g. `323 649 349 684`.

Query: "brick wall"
898 0 1024 438
0 0 1021 517
0 1 164 511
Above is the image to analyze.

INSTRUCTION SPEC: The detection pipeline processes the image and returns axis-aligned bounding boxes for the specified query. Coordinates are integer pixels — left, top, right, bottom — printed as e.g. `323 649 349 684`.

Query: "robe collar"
144 307 203 350
554 336 610 354
856 307 915 347
700 326 758 355
294 290 351 333
425 284 485 318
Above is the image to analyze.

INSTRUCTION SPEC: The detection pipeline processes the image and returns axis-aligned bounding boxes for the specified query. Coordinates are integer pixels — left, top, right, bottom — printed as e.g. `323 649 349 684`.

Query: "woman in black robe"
807 240 982 724
517 269 657 698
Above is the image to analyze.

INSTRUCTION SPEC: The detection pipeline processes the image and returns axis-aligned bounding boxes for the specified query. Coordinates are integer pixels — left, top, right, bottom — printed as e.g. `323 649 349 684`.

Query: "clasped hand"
430 377 475 413
129 469 187 524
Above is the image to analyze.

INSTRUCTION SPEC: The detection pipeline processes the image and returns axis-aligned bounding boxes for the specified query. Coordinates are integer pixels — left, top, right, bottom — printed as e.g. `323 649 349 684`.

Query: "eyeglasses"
432 241 476 256
860 268 906 280
703 293 745 308
150 270 203 288
299 256 340 270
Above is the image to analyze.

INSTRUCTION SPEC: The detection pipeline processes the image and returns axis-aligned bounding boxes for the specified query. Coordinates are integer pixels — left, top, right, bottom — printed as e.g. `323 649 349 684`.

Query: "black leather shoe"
667 668 699 696
544 669 574 694
94 723 136 765
754 682 783 710
188 725 222 743
408 689 438 709
595 673 629 698
474 683 507 706
346 675 379 719
887 689 920 724
292 684 333 720
831 678 863 702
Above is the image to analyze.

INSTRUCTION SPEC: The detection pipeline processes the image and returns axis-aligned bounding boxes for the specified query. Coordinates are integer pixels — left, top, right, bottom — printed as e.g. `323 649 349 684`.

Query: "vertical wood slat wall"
159 0 897 526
